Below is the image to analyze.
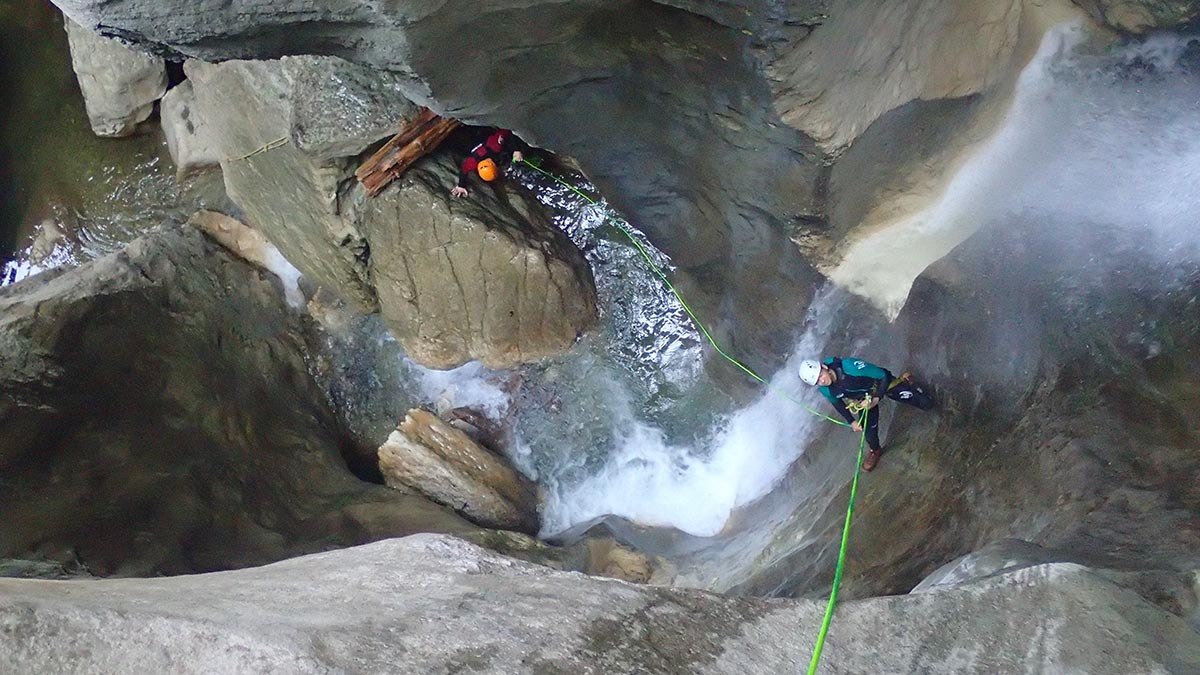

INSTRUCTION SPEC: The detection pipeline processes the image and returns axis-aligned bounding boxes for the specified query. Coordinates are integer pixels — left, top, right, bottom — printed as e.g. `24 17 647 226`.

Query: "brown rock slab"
379 409 540 533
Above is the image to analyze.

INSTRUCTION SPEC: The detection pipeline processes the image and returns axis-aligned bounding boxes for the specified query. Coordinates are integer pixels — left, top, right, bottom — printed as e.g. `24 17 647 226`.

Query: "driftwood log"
356 108 461 197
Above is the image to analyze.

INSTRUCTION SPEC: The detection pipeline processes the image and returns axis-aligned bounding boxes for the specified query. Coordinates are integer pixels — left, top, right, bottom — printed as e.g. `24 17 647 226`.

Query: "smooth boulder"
379 409 540 534
1 535 1197 674
63 17 165 137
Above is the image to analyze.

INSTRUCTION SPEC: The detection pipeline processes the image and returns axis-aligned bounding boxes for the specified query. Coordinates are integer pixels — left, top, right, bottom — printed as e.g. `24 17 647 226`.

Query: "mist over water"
833 25 1200 317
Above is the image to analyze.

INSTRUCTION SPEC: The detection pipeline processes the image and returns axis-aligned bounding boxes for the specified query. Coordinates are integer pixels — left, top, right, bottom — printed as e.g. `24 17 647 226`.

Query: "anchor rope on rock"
226 136 289 163
519 158 865 674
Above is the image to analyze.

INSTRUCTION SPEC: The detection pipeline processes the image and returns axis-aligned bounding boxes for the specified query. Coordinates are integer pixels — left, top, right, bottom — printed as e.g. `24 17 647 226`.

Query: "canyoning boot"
862 448 882 472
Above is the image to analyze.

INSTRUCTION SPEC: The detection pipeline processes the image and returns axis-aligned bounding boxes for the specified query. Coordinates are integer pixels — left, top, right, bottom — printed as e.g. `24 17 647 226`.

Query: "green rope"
517 159 866 674
806 408 868 674
518 159 847 427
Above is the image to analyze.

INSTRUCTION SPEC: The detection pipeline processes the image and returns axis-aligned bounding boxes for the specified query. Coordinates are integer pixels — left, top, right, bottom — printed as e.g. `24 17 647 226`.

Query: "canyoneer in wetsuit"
449 128 531 198
798 357 934 471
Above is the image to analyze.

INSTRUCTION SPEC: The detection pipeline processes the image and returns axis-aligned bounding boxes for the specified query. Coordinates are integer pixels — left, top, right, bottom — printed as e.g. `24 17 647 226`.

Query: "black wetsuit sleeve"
501 133 532 164
456 158 474 188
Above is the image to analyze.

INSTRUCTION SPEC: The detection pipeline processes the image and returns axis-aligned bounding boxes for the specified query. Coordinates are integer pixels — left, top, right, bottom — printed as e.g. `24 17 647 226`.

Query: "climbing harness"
518 159 867 674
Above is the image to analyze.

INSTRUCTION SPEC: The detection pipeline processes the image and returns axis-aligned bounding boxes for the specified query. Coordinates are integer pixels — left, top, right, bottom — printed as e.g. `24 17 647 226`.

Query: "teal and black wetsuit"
819 356 933 451
819 357 895 451
819 356 934 452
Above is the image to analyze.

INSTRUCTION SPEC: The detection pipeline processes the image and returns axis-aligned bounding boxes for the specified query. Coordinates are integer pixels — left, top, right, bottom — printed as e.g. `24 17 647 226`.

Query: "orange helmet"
477 158 498 182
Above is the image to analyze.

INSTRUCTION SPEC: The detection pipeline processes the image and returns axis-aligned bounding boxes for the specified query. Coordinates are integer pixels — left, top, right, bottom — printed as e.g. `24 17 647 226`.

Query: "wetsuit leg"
886 378 935 410
863 405 882 451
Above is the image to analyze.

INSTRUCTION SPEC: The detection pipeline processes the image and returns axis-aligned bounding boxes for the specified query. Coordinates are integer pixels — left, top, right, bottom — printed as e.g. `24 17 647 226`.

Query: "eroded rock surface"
767 0 1022 152
185 57 390 313
379 409 540 533
63 16 165 137
186 56 597 369
0 226 480 576
358 153 598 369
51 0 825 373
160 79 220 177
1 535 1197 674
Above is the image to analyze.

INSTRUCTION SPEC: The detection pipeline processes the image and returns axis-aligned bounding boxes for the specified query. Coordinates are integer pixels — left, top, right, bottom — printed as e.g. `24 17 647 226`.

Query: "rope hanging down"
807 408 868 674
518 159 847 427
517 159 867 674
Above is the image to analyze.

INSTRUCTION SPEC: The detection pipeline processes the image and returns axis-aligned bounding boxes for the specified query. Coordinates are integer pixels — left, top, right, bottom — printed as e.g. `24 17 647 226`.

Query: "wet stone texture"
0 225 483 576
733 219 1200 612
1 535 1197 674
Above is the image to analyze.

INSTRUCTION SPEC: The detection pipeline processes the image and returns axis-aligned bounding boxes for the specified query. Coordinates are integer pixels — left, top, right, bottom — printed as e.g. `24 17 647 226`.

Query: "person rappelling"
449 128 532 199
798 357 934 471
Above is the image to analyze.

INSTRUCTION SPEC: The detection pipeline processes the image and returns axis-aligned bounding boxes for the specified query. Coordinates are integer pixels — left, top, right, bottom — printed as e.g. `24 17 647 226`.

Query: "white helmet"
799 359 821 386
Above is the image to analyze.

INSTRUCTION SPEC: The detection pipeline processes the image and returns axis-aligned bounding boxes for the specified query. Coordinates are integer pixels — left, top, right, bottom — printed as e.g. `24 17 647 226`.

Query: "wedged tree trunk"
357 109 461 196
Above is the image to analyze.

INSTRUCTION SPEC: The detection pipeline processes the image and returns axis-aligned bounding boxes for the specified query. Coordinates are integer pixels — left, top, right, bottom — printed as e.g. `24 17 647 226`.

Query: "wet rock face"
737 219 1200 603
379 409 540 533
185 56 402 314
62 16 165 137
186 56 597 369
51 0 825 372
0 226 482 576
2 535 1198 674
767 0 1022 152
359 154 598 369
1074 0 1200 32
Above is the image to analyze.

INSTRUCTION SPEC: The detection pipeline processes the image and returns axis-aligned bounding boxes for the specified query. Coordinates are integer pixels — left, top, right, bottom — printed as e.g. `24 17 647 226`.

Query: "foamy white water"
404 27 1200 538
405 284 846 537
535 286 853 536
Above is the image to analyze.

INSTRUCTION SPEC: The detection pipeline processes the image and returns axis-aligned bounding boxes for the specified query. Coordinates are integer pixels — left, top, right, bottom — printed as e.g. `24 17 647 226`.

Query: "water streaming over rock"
404 24 1200 546
406 168 850 537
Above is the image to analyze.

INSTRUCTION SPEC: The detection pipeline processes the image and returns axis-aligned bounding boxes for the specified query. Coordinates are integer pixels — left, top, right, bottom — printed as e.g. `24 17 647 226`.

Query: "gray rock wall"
186 56 598 369
767 0 1022 152
49 0 825 373
63 16 165 137
0 226 479 576
186 57 384 313
1 535 1197 674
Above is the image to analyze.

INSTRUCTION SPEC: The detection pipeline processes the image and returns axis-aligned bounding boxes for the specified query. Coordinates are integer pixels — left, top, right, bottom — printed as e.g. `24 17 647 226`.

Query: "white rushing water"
833 24 1200 316
829 23 1091 317
526 285 847 536
407 25 1200 539
401 167 859 537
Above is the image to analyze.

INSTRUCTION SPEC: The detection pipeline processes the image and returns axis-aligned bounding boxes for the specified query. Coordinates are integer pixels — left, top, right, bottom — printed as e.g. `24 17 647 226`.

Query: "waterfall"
408 25 1200 541
830 24 1200 316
